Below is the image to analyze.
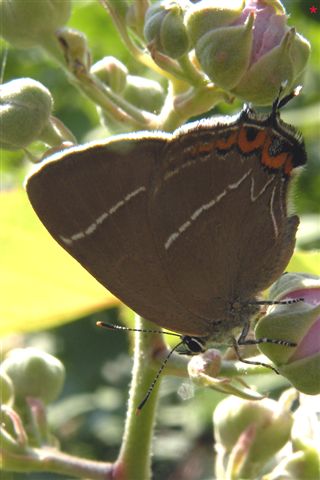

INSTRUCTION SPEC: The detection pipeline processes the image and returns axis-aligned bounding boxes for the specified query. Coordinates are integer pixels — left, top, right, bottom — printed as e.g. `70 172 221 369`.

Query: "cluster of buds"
0 0 310 112
0 0 311 144
143 0 310 104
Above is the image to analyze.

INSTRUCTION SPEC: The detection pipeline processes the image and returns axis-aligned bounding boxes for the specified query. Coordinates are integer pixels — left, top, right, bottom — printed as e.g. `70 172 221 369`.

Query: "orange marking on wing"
216 131 237 150
262 138 288 170
238 127 267 153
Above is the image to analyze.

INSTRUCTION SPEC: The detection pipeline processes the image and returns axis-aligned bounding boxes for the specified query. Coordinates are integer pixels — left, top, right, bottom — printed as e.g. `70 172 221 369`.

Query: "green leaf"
288 249 320 274
0 189 118 337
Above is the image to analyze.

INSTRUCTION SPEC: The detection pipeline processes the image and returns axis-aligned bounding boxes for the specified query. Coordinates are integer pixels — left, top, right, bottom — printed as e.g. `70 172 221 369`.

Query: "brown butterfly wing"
149 124 299 335
26 135 208 335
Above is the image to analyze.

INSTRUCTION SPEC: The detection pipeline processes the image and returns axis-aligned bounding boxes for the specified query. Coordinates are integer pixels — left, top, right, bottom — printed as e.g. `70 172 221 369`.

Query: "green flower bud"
233 28 308 105
185 0 245 46
144 0 190 59
255 273 320 395
289 32 311 81
214 396 293 477
195 13 254 90
144 2 167 43
279 346 320 396
0 369 14 406
1 348 65 404
190 0 310 105
123 75 164 113
57 27 91 72
0 0 71 49
0 78 53 150
160 5 190 58
91 56 128 94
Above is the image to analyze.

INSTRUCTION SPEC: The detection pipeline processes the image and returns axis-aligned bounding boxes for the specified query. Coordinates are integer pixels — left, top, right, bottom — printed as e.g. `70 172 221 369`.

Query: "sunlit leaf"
0 189 119 337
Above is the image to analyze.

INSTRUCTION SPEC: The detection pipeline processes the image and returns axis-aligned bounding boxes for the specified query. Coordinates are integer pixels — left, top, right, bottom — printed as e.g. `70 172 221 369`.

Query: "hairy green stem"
116 316 167 480
2 448 113 479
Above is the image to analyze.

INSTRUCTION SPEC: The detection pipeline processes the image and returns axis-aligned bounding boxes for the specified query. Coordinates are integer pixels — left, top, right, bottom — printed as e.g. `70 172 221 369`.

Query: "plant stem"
71 71 157 129
100 0 187 82
178 53 206 87
116 316 167 480
159 84 230 131
2 448 114 479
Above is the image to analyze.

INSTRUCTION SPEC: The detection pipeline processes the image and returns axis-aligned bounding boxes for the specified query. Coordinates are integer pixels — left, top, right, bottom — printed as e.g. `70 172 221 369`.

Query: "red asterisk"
310 5 318 13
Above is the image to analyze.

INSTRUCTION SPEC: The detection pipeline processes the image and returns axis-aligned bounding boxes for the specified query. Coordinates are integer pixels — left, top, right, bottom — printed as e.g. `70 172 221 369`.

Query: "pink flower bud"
255 273 320 395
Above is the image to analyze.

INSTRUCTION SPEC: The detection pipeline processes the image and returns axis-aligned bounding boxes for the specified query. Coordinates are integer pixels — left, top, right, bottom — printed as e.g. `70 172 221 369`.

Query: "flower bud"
91 57 128 94
185 0 245 46
144 0 190 59
0 78 53 150
268 272 320 301
195 13 254 90
214 396 293 477
1 348 65 404
190 0 310 105
289 32 311 81
123 75 164 113
0 0 71 49
57 27 91 72
255 273 320 395
233 27 310 105
0 370 14 406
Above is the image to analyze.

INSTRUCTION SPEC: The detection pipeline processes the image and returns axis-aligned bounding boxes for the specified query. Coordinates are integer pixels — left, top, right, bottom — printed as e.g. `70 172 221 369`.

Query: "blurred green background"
1 1 319 479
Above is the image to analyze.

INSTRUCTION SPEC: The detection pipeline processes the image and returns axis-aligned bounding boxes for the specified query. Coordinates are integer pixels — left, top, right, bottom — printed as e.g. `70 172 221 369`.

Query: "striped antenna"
97 321 188 413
